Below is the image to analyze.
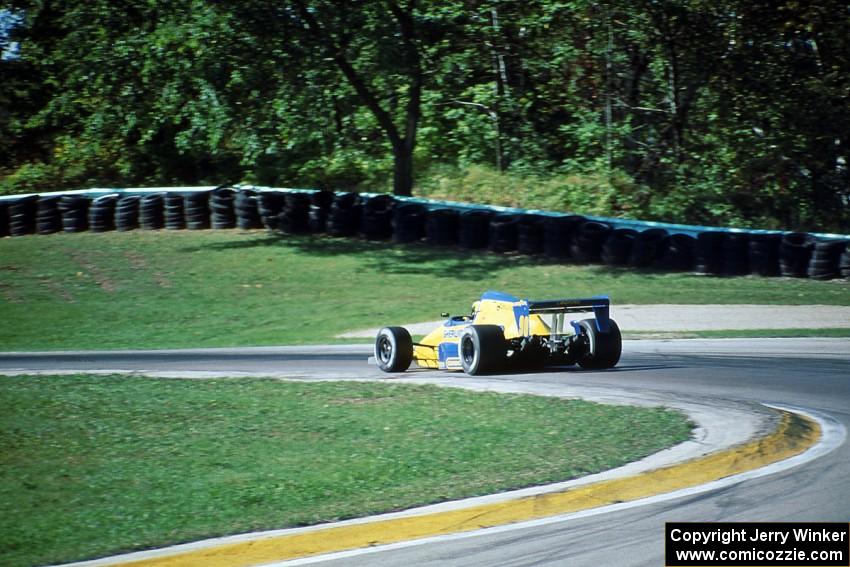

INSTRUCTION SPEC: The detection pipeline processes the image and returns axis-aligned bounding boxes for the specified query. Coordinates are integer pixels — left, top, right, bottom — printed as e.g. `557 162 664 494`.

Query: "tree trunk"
392 141 414 197
293 0 422 197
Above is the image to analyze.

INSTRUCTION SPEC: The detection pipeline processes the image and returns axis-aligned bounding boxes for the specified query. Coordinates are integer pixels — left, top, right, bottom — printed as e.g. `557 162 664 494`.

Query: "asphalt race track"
2 338 849 567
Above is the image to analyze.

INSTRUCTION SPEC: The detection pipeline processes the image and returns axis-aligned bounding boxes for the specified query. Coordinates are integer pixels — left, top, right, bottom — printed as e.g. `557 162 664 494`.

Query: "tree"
289 1 426 196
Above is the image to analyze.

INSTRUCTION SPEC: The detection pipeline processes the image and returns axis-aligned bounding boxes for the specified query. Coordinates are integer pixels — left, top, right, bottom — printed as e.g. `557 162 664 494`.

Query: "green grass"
0 375 692 567
0 230 848 350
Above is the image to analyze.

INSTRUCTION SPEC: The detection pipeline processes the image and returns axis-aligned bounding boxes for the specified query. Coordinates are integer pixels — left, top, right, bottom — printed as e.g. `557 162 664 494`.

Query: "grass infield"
0 230 848 351
0 375 692 567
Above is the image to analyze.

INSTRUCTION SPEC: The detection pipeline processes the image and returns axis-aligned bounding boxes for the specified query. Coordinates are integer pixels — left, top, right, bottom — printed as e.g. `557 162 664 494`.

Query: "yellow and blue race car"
374 290 621 375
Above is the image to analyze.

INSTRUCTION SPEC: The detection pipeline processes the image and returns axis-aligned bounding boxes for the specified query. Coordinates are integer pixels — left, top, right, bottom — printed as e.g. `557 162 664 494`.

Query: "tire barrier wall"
2 187 849 280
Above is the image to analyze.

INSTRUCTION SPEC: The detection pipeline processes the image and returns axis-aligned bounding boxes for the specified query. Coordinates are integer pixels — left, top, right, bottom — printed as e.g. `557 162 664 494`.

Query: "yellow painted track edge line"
102 409 819 567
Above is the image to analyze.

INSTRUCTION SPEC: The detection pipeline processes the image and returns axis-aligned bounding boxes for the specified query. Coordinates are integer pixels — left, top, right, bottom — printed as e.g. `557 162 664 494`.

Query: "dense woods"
1 1 848 232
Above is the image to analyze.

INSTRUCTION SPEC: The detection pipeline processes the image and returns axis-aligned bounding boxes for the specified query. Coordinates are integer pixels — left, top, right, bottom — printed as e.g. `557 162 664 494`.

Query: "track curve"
2 338 849 567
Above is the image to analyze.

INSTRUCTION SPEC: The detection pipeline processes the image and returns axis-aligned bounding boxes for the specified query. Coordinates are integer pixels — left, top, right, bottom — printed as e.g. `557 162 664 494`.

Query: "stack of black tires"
307 190 334 233
279 192 311 234
164 193 186 230
357 194 393 240
184 191 211 230
458 209 491 249
36 196 62 235
840 243 850 280
140 193 165 230
426 208 460 246
115 195 140 231
89 194 119 232
234 190 262 230
8 196 39 236
327 192 361 237
210 188 237 229
393 203 427 243
543 215 585 260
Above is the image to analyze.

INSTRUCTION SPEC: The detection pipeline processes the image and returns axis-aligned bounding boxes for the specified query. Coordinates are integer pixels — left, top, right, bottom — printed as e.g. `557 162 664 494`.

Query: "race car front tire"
375 327 414 372
577 318 622 370
460 325 507 375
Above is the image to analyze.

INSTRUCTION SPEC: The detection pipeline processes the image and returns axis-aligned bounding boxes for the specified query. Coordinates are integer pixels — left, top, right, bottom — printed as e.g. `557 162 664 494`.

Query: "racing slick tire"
375 327 414 373
460 325 507 375
577 318 621 370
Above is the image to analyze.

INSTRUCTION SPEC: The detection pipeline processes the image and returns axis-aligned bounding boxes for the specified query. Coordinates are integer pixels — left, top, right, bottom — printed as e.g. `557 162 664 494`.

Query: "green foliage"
1 0 848 229
417 163 650 218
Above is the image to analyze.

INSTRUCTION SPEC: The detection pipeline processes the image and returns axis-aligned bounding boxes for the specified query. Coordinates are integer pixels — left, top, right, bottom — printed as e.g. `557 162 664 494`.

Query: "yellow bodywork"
413 297 555 370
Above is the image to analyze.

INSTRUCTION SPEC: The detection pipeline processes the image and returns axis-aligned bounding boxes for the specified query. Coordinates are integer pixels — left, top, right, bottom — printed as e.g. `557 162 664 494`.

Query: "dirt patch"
124 251 172 288
37 276 76 303
66 249 117 293
0 282 23 303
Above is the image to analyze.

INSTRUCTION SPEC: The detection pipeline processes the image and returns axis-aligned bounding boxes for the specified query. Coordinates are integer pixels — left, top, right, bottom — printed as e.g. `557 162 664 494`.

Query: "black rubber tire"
258 191 285 230
748 233 781 277
459 325 507 375
543 215 585 260
654 233 696 272
425 208 460 246
57 196 89 233
163 193 186 230
308 204 328 233
306 190 334 233
0 202 9 237
601 228 637 266
115 195 140 232
234 190 262 230
807 240 846 280
393 203 426 243
570 221 612 263
8 195 39 236
184 191 211 230
577 318 622 370
722 232 751 276
36 196 62 235
629 228 667 268
489 214 518 253
517 214 545 255
779 232 813 278
840 244 850 280
89 194 119 232
458 209 491 249
695 231 725 275
210 187 237 229
279 192 311 234
360 194 395 240
374 327 414 373
311 190 335 210
327 192 361 237
140 193 165 230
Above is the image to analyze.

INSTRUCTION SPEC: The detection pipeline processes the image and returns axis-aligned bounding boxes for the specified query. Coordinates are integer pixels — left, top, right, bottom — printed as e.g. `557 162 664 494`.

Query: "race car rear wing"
527 296 611 333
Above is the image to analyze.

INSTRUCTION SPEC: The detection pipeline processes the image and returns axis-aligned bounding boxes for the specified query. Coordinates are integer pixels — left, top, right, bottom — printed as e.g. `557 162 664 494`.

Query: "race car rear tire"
375 327 414 373
577 319 621 370
460 325 507 375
